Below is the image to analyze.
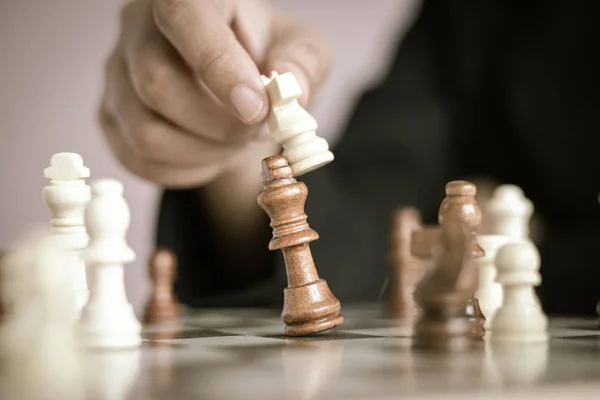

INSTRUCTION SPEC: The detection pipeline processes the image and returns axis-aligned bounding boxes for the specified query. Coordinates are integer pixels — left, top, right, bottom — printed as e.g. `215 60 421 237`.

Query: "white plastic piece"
0 231 84 400
42 152 91 316
262 71 334 176
475 234 511 329
491 242 548 343
77 179 141 349
484 185 533 241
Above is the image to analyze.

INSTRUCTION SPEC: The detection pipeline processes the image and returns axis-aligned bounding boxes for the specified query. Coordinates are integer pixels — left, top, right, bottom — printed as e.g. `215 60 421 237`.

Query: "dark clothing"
157 0 600 315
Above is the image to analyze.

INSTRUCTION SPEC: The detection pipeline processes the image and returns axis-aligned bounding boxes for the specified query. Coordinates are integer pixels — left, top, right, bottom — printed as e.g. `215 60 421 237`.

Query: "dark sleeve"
155 2 455 307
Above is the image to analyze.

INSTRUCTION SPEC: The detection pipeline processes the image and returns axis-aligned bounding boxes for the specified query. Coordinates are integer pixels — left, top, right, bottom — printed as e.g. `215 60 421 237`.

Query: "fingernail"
231 85 264 122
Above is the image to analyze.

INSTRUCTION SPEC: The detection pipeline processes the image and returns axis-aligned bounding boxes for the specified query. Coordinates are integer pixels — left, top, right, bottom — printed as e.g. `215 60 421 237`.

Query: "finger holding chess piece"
257 155 343 336
143 248 181 324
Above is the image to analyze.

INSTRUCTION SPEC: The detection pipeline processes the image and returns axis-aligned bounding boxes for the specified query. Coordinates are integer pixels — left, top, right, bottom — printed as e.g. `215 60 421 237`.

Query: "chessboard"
73 304 600 400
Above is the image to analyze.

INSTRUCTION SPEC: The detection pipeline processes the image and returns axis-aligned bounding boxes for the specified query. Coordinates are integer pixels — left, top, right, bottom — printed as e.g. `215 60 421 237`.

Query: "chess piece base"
282 279 343 336
143 302 181 324
413 315 473 351
77 329 142 349
285 314 344 337
78 304 142 349
290 151 334 177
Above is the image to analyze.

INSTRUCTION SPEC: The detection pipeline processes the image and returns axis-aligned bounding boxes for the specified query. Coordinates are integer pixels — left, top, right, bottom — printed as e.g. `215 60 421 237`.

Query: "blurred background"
0 0 421 314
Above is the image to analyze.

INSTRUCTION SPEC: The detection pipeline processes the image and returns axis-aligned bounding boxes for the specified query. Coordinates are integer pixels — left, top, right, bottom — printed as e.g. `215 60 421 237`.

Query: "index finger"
154 0 269 124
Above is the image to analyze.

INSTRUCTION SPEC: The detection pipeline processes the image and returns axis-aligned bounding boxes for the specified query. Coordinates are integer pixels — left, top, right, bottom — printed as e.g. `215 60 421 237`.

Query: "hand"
99 0 331 188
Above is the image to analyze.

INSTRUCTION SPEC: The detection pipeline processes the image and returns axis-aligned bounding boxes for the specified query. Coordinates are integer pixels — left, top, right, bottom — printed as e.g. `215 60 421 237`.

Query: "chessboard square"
346 326 413 338
142 327 237 341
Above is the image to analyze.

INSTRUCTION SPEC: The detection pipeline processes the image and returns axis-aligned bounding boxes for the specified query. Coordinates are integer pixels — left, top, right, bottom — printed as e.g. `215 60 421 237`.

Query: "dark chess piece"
257 155 343 336
387 207 424 319
466 297 486 340
439 181 486 340
143 248 181 324
412 214 476 351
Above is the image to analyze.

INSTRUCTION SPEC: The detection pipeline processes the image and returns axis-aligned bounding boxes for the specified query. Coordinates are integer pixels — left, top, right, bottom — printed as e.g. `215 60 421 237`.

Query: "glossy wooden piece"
413 217 475 351
387 208 428 318
388 181 486 339
439 181 486 339
143 248 181 324
257 156 343 336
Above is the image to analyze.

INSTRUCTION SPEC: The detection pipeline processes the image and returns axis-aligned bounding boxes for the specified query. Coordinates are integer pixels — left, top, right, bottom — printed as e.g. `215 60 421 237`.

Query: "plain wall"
0 0 421 314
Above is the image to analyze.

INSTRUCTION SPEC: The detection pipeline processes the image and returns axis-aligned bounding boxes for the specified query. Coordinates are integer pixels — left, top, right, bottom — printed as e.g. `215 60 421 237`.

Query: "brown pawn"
387 207 425 318
413 217 475 351
257 155 343 336
438 180 486 339
143 248 181 324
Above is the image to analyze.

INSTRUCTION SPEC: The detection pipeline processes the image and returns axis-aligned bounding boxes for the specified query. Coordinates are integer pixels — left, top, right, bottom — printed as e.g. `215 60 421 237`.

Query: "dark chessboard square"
142 327 239 341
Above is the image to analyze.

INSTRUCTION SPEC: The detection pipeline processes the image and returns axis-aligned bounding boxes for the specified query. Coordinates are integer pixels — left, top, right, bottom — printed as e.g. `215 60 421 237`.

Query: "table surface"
3 304 600 399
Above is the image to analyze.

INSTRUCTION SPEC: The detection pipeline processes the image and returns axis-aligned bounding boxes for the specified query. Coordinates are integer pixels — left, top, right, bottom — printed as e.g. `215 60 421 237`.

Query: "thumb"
263 16 332 107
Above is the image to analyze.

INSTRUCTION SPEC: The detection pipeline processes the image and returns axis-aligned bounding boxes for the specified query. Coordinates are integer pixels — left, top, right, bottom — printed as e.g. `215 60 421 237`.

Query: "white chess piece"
491 242 548 343
0 231 83 400
483 184 533 241
475 234 510 329
77 179 141 349
262 71 334 176
43 152 91 316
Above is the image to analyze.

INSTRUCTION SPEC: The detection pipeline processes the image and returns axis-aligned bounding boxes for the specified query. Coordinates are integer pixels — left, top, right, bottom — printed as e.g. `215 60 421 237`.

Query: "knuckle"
193 38 232 77
135 59 171 110
129 122 163 159
153 0 185 29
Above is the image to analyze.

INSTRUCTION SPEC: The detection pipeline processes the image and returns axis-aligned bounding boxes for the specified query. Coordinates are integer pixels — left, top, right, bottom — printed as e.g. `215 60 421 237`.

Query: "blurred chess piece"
257 156 343 336
413 216 475 351
43 152 91 317
143 248 181 324
387 207 425 319
261 71 334 176
475 234 511 330
481 184 533 241
438 181 486 341
0 230 84 400
491 242 548 343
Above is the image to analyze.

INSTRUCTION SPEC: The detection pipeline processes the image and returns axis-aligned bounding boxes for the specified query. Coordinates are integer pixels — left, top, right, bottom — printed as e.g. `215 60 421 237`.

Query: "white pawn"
78 179 141 349
43 152 91 317
262 71 334 176
491 242 548 343
483 184 533 241
475 234 510 329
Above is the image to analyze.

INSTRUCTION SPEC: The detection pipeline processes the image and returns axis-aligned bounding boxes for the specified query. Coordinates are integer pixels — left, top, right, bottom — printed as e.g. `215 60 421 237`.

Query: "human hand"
99 0 331 187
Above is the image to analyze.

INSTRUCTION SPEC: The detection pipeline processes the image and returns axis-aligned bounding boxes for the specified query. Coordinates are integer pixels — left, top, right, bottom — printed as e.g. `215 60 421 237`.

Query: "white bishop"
77 179 141 349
